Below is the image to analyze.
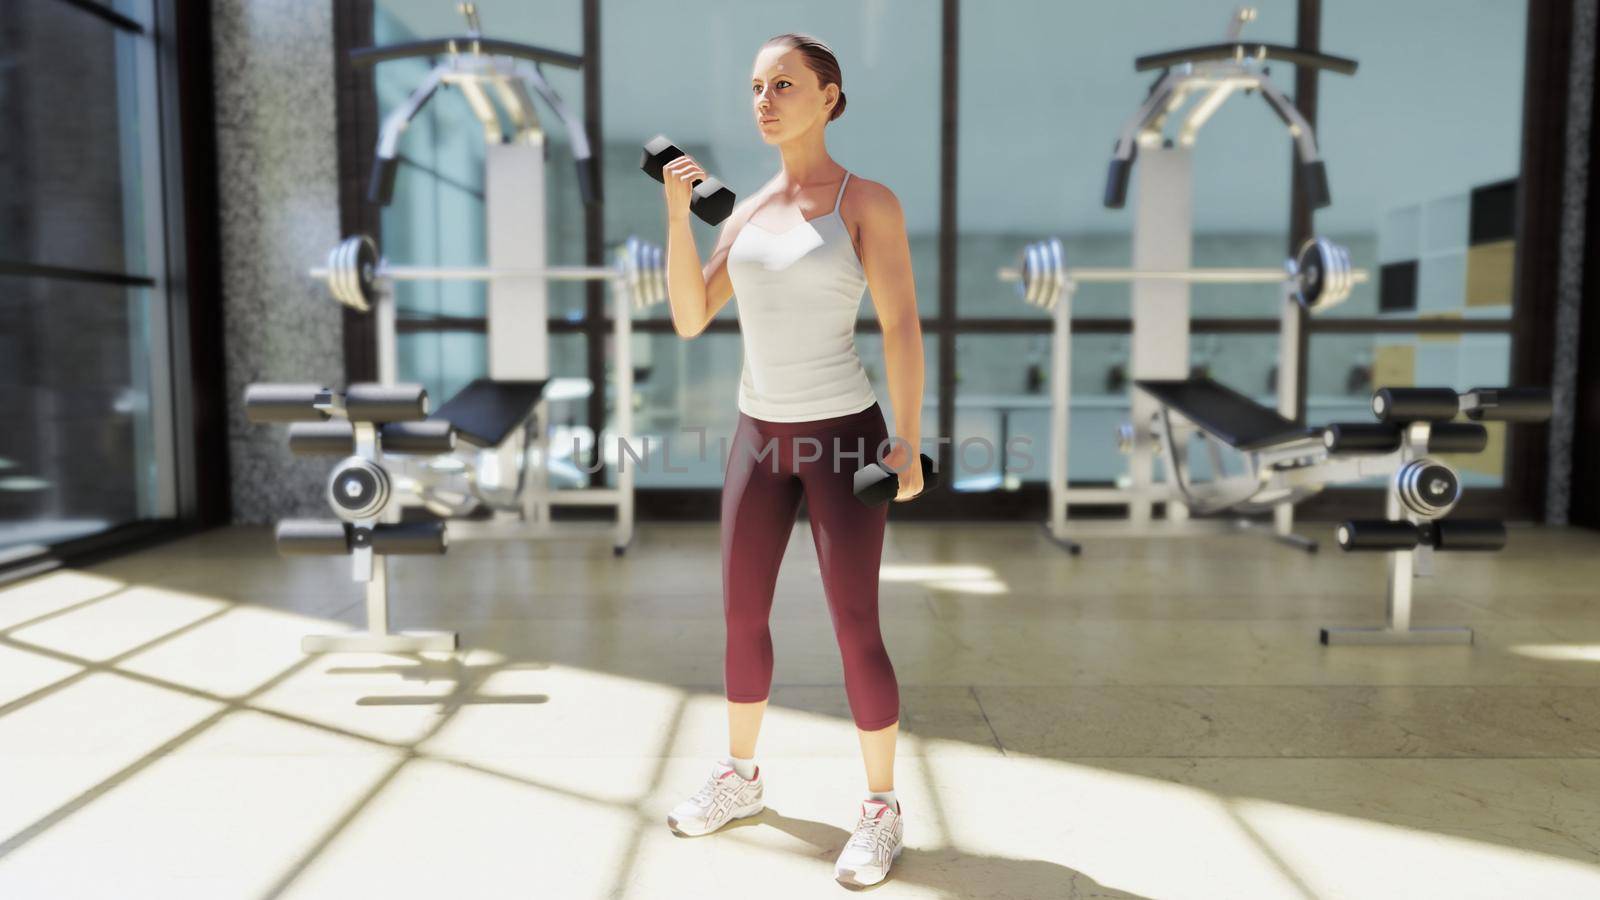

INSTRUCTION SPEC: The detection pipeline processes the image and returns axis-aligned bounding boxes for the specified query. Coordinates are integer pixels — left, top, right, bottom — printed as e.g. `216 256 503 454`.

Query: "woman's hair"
762 33 846 122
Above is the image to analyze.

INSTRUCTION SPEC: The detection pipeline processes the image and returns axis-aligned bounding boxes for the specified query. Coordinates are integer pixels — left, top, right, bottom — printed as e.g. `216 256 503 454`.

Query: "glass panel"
541 333 592 489
608 332 745 488
603 0 941 322
395 329 487 413
1316 3 1525 320
959 1 1299 318
951 334 1053 491
0 0 156 275
1309 332 1510 487
0 278 160 552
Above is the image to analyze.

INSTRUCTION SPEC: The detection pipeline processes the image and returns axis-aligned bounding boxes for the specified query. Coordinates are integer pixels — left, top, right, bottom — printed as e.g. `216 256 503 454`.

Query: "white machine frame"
327 6 648 554
1001 7 1361 553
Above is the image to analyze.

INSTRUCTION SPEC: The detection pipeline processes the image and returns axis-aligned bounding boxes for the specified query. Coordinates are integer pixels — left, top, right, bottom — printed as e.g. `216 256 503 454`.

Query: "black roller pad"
288 421 355 456
1323 422 1401 454
381 421 456 455
370 521 448 555
275 519 352 556
345 383 430 423
244 384 333 423
1372 387 1460 424
1337 519 1421 551
1427 423 1489 454
1432 519 1507 551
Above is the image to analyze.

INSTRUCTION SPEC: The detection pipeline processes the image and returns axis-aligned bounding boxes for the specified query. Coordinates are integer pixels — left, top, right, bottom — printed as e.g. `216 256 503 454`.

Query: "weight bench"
384 379 549 521
1135 376 1551 644
1137 377 1327 522
401 377 635 555
246 382 459 653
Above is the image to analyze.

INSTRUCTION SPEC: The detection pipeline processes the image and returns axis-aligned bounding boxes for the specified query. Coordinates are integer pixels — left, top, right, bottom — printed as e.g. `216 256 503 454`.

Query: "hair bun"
833 90 848 121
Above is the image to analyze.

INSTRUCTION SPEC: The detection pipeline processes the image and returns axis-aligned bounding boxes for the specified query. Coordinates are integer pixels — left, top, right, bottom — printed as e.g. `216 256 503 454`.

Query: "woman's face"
750 46 836 145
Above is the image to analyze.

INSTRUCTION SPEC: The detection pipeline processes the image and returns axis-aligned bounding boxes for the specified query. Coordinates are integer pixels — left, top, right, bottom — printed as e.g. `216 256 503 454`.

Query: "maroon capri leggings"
720 402 900 731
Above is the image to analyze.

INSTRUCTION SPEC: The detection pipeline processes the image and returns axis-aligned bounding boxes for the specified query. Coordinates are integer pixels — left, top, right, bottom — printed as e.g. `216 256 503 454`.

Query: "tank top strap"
831 171 852 215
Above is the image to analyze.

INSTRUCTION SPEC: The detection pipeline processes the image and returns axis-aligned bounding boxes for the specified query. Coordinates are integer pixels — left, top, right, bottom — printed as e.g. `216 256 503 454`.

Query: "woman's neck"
777 131 843 189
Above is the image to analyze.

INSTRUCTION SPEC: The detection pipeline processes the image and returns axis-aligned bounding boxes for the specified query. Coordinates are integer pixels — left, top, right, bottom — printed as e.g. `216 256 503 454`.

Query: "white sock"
727 754 757 780
867 789 898 813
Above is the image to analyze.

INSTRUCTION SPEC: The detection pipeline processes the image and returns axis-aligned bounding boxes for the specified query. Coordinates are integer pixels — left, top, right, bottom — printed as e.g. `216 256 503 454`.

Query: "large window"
956 1 1299 490
370 2 588 406
1309 0 1526 488
0 0 177 558
356 0 1537 508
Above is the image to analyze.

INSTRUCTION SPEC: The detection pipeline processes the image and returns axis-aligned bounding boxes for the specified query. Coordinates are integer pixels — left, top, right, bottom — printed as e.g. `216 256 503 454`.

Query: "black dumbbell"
640 135 736 226
853 454 940 507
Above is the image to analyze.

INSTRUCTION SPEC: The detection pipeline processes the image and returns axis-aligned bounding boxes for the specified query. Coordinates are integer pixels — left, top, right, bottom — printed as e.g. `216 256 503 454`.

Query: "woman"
659 32 926 889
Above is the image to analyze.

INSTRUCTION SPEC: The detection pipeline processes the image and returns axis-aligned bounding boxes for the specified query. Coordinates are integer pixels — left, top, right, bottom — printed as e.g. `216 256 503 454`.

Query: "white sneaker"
834 798 904 887
666 759 764 837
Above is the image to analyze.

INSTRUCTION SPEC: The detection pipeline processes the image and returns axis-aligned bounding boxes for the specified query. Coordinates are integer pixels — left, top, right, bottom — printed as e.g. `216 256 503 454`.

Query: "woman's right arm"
661 156 739 339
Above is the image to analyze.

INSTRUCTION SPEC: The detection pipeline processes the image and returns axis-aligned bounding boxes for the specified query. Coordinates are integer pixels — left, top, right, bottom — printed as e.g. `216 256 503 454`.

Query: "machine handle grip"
1104 157 1133 209
368 156 400 206
1301 160 1331 209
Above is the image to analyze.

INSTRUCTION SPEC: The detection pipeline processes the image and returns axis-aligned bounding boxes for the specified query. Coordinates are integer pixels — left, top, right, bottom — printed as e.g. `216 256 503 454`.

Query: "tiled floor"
0 521 1598 898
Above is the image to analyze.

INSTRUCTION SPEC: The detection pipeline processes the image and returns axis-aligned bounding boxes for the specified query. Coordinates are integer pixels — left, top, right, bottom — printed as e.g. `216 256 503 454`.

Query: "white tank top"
726 172 878 422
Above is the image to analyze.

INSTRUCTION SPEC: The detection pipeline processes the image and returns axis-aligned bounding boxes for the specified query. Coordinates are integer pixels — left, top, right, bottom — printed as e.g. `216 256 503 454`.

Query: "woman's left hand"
883 442 924 502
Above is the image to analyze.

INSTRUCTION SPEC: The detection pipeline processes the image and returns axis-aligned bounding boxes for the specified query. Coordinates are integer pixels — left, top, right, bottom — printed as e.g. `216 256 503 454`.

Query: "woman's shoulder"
839 174 904 226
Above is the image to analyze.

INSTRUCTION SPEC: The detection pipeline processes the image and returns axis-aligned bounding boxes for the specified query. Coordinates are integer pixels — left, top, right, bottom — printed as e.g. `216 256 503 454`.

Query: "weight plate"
1042 237 1066 310
1396 457 1461 518
354 234 379 310
326 456 391 521
1293 237 1353 310
324 235 378 312
1016 237 1066 311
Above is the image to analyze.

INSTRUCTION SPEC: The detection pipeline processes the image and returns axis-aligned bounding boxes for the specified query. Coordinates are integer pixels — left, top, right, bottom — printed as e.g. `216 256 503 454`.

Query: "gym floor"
1 523 1598 897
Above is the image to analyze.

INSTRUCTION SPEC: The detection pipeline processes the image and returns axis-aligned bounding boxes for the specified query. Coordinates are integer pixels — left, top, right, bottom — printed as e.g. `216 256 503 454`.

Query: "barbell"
998 236 1365 312
310 234 668 313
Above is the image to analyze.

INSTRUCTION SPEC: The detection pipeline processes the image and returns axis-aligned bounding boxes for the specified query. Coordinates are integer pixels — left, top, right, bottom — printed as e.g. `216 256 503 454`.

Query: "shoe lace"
846 812 885 852
691 768 732 808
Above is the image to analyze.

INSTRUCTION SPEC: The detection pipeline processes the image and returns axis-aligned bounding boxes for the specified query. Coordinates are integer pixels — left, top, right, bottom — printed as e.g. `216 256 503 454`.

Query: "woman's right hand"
662 155 706 223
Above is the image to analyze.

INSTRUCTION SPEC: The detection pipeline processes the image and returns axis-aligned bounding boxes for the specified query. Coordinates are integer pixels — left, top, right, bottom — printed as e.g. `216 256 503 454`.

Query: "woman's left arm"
856 182 925 499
